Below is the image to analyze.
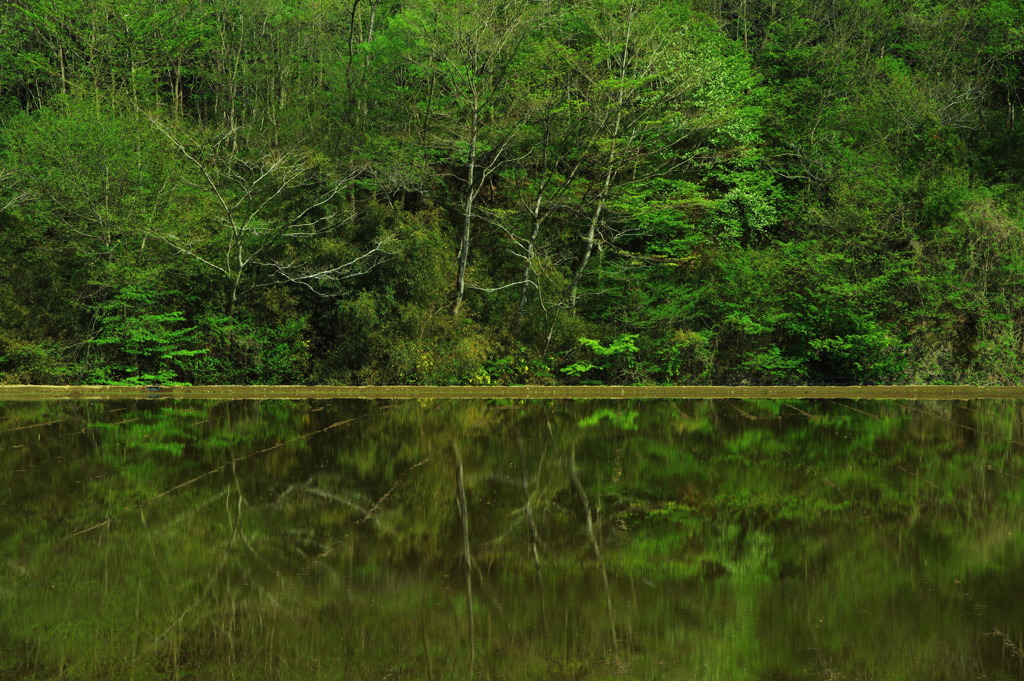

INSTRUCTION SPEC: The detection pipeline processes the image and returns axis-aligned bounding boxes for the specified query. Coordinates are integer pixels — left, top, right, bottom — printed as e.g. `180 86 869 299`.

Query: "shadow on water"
1 397 1024 680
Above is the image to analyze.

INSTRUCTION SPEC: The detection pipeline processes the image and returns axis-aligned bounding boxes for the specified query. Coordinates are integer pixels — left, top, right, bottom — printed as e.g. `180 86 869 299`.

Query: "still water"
1 398 1023 680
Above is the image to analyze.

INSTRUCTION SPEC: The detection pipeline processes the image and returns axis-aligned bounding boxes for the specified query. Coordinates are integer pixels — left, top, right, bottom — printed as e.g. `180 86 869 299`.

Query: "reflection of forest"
2 399 1023 680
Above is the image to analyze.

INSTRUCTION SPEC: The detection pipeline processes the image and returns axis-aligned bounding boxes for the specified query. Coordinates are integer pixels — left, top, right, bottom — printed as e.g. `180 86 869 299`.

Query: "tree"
381 0 545 314
0 97 191 380
147 115 395 313
553 0 759 310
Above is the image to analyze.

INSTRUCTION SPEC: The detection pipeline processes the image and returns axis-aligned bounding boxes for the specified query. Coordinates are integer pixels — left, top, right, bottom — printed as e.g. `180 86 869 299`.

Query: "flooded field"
2 395 1023 680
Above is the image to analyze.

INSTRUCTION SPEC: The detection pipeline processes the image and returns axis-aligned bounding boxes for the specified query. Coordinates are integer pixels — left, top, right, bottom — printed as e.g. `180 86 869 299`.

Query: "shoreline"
3 384 1024 400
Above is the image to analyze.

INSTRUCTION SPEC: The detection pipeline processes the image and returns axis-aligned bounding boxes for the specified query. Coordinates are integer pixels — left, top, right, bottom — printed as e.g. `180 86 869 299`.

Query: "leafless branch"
144 113 238 230
260 236 399 296
466 278 539 293
149 231 230 275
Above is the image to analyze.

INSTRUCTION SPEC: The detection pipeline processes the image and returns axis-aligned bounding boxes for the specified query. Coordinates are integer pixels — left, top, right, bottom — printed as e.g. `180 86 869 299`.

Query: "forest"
0 0 1022 386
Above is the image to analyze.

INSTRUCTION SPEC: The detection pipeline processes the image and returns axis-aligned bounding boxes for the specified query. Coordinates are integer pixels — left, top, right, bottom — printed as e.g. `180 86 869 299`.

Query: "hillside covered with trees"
0 0 1022 385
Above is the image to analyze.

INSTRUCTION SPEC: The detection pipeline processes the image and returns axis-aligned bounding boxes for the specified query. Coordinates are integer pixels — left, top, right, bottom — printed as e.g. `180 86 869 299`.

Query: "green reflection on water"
1 399 1023 680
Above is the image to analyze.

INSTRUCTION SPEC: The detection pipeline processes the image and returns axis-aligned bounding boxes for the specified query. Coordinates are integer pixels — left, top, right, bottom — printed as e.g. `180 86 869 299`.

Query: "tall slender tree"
382 0 546 314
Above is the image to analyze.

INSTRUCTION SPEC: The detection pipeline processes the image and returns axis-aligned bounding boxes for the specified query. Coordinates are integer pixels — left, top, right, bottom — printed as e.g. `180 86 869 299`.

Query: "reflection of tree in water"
2 398 1024 680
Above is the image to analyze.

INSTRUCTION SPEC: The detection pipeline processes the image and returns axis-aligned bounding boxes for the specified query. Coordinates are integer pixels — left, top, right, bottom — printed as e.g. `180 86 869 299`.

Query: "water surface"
2 398 1023 680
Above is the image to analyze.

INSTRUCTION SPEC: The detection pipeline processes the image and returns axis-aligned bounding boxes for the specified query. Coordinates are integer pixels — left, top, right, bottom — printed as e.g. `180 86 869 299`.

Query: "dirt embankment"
2 385 1024 401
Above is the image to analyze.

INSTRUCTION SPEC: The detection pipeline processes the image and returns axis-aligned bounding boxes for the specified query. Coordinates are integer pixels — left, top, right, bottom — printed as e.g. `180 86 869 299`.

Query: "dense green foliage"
1 0 1022 385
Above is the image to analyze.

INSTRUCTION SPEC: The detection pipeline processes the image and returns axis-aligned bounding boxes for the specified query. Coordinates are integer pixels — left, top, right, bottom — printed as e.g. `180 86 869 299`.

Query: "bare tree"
0 168 30 213
392 0 546 314
148 116 396 311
